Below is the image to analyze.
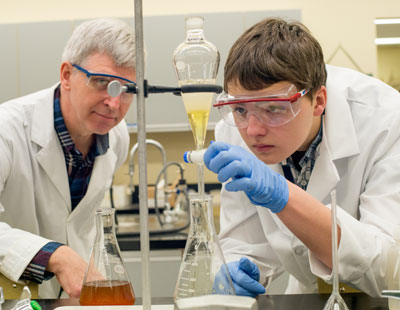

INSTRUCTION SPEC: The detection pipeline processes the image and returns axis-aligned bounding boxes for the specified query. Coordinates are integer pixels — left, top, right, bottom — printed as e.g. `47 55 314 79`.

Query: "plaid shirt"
280 120 323 190
21 85 109 284
53 86 109 209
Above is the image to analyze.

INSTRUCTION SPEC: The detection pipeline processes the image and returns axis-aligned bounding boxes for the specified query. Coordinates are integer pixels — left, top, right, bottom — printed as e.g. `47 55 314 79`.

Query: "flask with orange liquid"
80 208 135 306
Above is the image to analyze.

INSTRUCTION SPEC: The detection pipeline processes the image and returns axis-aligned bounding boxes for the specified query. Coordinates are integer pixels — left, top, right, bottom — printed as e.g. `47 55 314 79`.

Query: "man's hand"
204 141 289 213
46 245 87 298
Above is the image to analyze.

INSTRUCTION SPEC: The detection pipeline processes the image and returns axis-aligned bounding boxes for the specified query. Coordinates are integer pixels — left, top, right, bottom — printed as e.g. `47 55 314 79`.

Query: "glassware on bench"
174 194 235 304
80 208 135 306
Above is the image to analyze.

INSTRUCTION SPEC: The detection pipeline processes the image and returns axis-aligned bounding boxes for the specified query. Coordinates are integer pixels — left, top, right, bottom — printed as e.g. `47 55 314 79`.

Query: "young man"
204 18 400 297
0 18 136 298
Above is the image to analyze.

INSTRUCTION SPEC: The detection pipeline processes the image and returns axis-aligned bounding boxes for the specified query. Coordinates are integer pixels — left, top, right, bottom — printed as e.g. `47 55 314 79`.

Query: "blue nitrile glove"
228 257 266 297
204 141 289 213
213 257 265 297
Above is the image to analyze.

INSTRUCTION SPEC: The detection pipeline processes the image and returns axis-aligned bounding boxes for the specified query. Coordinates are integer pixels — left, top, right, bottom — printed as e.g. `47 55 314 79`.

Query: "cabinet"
122 249 183 298
0 9 300 132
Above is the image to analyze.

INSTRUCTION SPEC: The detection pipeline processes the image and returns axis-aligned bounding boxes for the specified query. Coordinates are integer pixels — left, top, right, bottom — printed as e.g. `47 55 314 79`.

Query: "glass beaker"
172 16 220 151
174 194 235 302
80 208 135 306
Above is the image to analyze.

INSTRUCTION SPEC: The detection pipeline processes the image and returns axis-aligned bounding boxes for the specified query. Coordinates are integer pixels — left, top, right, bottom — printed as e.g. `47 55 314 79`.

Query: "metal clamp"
107 80 223 98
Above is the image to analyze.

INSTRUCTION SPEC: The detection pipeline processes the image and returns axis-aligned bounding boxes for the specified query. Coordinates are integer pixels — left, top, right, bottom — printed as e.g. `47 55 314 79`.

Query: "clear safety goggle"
72 64 136 104
213 85 309 128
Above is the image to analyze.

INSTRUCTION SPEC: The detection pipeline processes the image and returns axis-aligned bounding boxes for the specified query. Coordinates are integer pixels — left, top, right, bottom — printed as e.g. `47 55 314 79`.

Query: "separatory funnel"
173 16 220 151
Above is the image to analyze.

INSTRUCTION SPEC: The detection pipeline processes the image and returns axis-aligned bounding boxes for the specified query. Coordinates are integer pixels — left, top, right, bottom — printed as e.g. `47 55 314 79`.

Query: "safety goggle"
72 64 136 104
213 85 309 128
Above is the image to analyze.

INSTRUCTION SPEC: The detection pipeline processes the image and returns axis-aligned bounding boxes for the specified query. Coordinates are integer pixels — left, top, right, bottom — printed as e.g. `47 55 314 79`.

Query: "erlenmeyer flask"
174 194 235 302
80 208 135 306
173 16 220 150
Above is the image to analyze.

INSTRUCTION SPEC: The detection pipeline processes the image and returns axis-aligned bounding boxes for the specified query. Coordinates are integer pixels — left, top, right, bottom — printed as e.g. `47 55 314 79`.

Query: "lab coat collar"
323 65 360 161
31 84 71 209
306 65 360 201
31 84 60 148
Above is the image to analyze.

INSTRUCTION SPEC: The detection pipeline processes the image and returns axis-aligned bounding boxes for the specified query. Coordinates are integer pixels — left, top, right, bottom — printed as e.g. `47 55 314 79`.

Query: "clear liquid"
175 201 213 299
175 252 213 299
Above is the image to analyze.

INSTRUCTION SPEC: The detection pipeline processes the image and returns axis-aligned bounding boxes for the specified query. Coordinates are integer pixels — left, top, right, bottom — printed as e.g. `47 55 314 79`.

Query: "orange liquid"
79 280 135 305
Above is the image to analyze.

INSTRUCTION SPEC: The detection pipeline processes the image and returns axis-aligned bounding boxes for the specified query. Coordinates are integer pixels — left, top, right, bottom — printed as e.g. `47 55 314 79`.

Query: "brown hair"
224 17 327 97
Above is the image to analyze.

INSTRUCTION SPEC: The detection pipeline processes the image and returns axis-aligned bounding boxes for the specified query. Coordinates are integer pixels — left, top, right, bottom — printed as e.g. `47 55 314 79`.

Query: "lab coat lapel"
35 136 71 209
85 149 117 204
70 149 117 217
306 137 339 201
307 67 360 201
31 85 71 210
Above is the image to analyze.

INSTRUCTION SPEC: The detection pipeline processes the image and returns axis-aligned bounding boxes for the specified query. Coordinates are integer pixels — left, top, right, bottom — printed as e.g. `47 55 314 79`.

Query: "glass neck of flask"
186 29 205 42
189 197 213 232
96 208 116 241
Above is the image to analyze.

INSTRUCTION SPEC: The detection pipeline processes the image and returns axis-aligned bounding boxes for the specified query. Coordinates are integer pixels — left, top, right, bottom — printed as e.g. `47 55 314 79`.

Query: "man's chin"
90 125 113 136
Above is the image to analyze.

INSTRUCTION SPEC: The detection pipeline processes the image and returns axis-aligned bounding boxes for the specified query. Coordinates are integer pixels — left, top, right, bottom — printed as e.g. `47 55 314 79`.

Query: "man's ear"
60 62 73 90
313 86 327 116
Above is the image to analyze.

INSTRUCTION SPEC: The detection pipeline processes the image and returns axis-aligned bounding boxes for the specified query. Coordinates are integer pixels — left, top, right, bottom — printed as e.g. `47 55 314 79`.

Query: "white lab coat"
0 85 129 298
215 65 400 297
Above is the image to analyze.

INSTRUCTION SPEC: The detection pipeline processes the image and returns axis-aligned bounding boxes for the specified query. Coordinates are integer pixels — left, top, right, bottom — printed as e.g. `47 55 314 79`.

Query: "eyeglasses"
72 64 136 104
213 85 309 128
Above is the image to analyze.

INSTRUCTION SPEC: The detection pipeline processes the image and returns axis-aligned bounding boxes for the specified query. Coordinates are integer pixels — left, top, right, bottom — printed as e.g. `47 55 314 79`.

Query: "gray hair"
62 18 136 69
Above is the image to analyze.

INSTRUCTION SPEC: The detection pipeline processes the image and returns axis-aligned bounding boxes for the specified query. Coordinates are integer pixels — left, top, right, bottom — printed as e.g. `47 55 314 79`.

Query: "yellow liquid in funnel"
179 80 215 149
187 109 210 150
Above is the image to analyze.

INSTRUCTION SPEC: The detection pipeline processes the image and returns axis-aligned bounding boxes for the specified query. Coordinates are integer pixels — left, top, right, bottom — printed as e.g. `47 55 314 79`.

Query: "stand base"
323 292 350 310
174 295 258 310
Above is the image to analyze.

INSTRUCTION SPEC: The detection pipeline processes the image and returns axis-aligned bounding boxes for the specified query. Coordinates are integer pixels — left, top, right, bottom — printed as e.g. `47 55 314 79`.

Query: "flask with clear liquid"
386 228 400 310
173 16 220 150
174 194 235 303
80 208 135 306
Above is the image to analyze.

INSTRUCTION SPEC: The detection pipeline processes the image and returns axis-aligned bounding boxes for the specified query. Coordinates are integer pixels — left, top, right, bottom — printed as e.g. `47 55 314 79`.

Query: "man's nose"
105 95 121 109
246 113 268 136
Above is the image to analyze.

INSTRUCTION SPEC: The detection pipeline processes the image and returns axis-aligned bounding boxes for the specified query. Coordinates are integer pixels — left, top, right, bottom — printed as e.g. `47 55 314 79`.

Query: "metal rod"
331 190 339 294
134 0 152 308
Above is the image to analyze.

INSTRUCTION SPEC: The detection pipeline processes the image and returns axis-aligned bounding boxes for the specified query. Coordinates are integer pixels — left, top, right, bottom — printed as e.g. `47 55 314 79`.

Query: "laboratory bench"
2 293 390 309
116 212 188 251
118 232 187 251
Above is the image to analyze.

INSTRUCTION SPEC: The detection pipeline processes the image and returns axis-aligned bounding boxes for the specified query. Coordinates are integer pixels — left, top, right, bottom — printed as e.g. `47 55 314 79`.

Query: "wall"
2 0 400 186
3 0 400 75
377 45 400 91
